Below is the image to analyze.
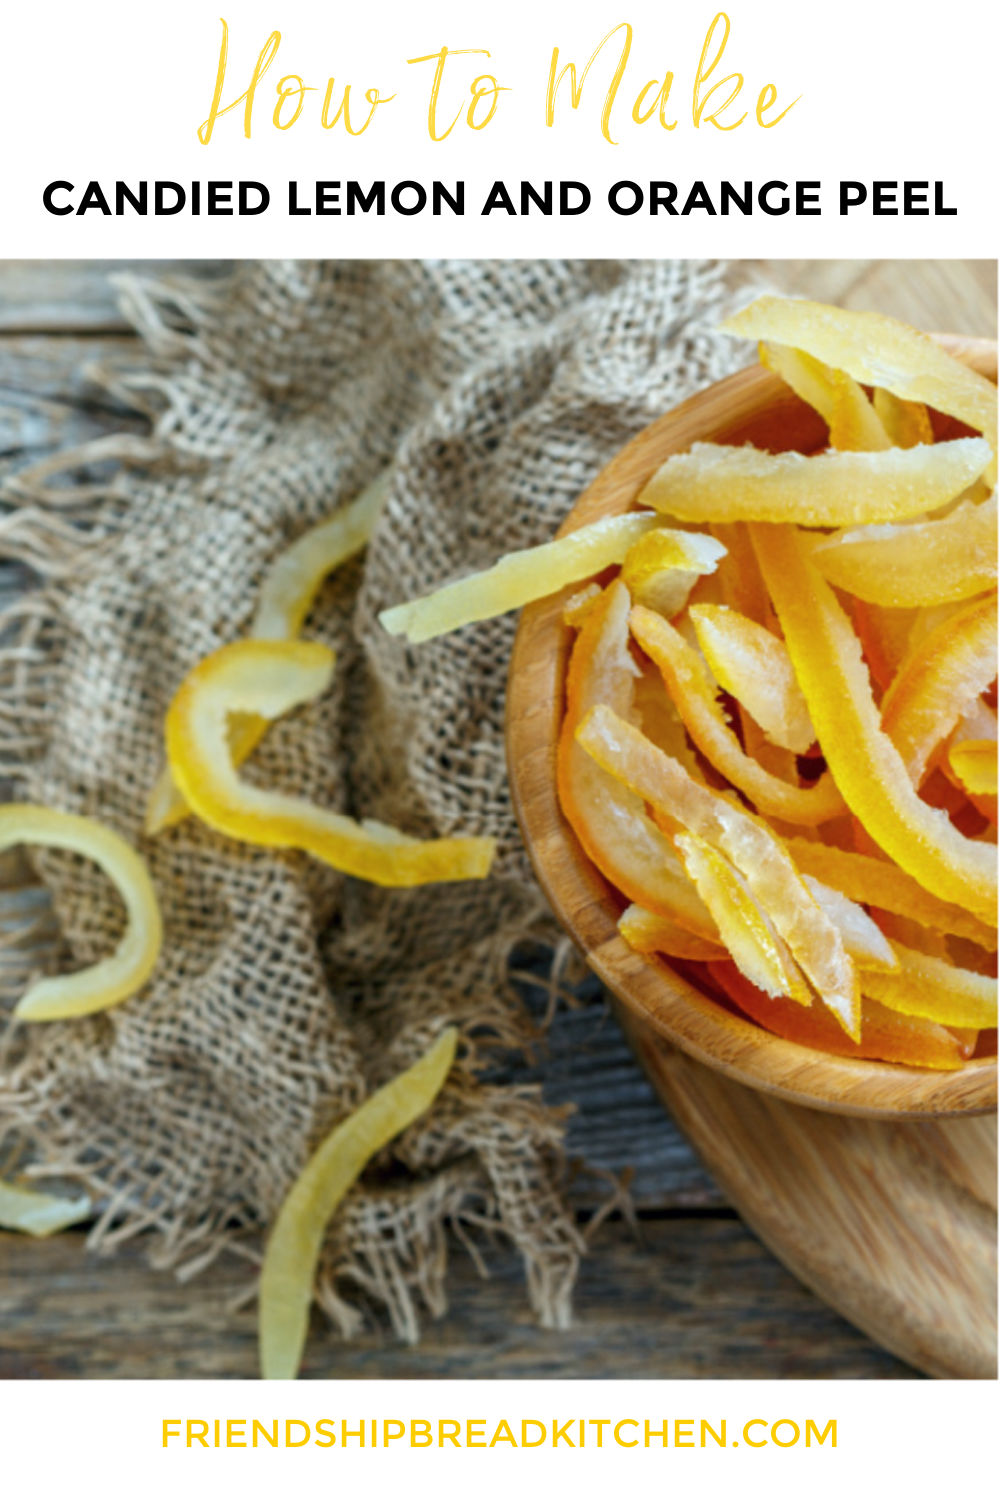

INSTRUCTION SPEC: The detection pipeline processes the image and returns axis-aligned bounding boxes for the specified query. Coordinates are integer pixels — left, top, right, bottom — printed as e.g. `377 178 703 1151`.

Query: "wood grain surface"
0 258 995 1380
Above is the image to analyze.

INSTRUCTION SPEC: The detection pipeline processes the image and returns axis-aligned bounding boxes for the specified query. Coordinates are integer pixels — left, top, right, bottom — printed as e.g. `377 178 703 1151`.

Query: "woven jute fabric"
0 260 741 1341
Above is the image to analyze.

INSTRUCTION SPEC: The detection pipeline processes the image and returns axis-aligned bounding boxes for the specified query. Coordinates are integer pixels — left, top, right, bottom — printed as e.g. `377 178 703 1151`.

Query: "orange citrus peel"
0 804 162 1022
147 469 392 833
630 603 842 825
576 703 860 1037
380 510 665 644
709 961 969 1072
812 495 997 609
260 1027 457 1380
636 438 990 527
164 639 494 886
751 524 997 922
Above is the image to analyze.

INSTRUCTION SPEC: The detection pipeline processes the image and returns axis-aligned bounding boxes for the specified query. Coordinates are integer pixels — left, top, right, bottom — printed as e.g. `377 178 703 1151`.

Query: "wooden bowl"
506 334 997 1119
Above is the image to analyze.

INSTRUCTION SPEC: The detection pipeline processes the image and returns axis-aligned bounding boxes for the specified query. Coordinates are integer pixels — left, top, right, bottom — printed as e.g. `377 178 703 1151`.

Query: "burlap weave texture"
0 260 740 1342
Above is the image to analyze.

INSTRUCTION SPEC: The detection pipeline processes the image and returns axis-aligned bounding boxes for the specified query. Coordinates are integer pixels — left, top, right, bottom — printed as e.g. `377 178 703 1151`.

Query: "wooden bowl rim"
505 333 998 1119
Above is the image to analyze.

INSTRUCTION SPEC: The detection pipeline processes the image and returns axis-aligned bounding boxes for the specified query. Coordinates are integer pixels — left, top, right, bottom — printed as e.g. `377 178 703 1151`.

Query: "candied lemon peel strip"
617 904 725 961
760 342 891 453
673 831 811 1002
165 640 494 886
709 961 968 1072
872 388 935 449
812 495 997 609
689 602 815 755
619 528 727 618
752 525 997 923
0 1179 92 1236
630 604 842 825
0 804 162 1022
782 836 997 951
863 944 997 1030
636 438 990 527
722 296 999 453
147 469 392 834
879 593 998 786
576 704 860 1038
557 581 715 936
380 510 665 644
259 1027 458 1380
949 739 998 798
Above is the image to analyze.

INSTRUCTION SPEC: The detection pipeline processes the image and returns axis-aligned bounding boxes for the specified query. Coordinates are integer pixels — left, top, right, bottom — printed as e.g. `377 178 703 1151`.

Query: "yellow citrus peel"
689 602 815 755
576 704 860 1037
260 1027 457 1380
863 944 997 1030
751 524 996 923
619 528 726 617
722 296 999 455
949 739 998 798
617 905 725 961
0 1180 92 1236
879 593 998 785
380 510 665 644
636 438 990 527
557 581 715 936
0 804 162 1021
872 389 935 448
630 603 842 825
164 640 494 886
782 836 997 951
147 469 392 833
812 495 997 609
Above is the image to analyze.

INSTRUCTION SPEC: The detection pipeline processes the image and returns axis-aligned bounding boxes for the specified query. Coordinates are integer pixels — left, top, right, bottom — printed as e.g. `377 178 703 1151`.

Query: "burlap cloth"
0 260 742 1342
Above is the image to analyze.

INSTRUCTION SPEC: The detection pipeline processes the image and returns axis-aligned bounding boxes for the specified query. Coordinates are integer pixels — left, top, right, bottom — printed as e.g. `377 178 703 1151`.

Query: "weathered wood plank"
0 1216 916 1379
0 262 228 333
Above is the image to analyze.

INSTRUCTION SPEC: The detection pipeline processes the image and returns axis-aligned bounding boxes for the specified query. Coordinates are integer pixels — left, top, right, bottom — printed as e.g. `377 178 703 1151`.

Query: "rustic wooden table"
0 258 994 1380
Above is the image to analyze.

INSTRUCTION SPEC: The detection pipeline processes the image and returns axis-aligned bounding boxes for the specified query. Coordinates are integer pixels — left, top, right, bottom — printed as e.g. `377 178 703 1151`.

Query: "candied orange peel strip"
619 528 726 618
380 510 665 644
812 495 997 609
752 524 997 923
0 804 162 1022
618 905 725 961
260 1028 457 1380
636 438 990 527
863 944 997 1030
630 603 842 825
879 593 998 785
708 961 968 1072
576 703 860 1037
165 640 494 886
722 296 998 453
689 602 815 755
147 469 391 834
0 1179 92 1236
557 581 715 936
